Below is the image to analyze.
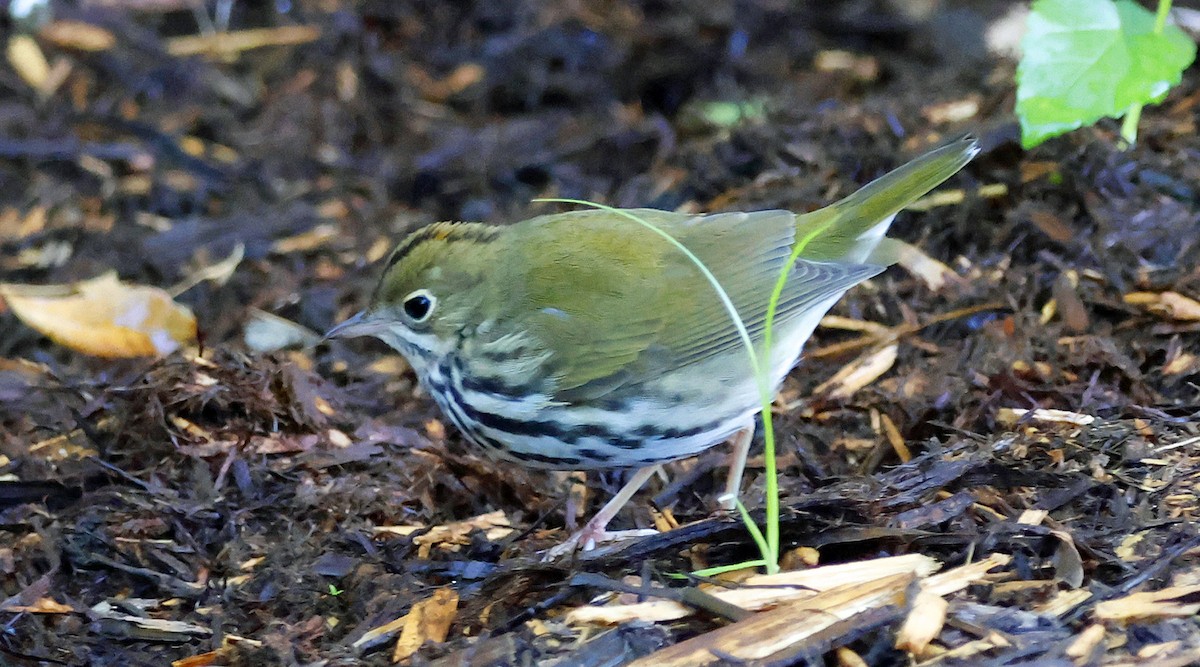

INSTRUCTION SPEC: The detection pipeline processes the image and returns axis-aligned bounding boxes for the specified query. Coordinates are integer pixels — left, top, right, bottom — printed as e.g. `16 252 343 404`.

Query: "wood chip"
895 589 948 656
996 408 1095 427
567 553 938 625
7 35 50 90
1065 623 1107 661
40 20 117 51
813 343 898 400
90 601 212 641
0 596 74 614
906 183 1007 212
1095 584 1200 623
921 553 1012 597
166 25 321 58
1124 291 1200 321
813 50 879 81
877 410 912 463
626 572 914 666
373 510 513 558
922 96 980 124
892 239 962 291
1036 588 1093 618
392 588 459 663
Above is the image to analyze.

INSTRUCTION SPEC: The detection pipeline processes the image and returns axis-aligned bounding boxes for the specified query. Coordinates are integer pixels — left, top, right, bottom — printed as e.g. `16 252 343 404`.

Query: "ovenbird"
329 136 978 554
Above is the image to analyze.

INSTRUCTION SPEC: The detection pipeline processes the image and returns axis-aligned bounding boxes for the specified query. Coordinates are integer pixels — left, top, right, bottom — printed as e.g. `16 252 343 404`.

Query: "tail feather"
794 135 979 264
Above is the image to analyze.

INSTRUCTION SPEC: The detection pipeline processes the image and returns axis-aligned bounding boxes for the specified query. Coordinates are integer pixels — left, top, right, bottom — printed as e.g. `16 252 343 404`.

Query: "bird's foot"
541 527 658 562
716 491 739 512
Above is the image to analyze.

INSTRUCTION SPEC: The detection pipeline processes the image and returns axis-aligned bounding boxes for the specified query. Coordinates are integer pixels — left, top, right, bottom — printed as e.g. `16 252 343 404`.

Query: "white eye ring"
402 289 436 323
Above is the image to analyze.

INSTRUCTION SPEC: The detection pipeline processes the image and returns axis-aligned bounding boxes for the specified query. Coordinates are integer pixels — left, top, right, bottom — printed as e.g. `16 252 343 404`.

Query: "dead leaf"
0 273 196 357
1051 529 1085 588
243 309 320 353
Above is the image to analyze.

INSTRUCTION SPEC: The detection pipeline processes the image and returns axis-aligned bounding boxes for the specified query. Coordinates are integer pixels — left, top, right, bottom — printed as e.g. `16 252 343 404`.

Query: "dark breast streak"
422 356 729 470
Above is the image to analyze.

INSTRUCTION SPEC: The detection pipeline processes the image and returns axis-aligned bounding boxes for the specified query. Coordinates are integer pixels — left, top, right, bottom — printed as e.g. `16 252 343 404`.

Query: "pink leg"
543 465 660 560
718 425 755 511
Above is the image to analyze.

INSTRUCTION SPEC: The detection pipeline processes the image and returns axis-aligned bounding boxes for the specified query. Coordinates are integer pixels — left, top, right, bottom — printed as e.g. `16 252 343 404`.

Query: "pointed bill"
324 310 388 340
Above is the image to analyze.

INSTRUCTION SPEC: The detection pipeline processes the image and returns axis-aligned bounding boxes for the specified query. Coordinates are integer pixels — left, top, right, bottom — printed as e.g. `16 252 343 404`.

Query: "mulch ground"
2 2 1200 665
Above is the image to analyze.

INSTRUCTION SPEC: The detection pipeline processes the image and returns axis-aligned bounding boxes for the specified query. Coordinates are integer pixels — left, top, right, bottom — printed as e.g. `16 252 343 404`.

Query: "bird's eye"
402 290 436 322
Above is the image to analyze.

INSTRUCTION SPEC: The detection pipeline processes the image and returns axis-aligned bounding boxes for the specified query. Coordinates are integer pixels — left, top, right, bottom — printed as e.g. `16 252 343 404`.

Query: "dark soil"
2 1 1199 665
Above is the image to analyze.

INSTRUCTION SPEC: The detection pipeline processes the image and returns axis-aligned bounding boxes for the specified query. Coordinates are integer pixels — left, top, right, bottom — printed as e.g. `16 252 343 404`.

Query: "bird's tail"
793 135 980 264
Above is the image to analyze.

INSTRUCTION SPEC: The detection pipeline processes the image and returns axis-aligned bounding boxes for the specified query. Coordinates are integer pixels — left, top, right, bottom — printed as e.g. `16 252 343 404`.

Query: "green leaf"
1016 0 1196 148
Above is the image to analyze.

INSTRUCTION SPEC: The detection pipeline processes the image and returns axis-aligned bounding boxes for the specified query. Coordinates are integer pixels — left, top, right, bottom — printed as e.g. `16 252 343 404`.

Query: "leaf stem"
1154 0 1173 34
1120 103 1142 147
1123 0 1173 147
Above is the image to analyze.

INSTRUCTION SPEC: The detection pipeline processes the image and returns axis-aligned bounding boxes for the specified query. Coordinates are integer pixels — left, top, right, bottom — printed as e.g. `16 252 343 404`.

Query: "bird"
328 135 979 556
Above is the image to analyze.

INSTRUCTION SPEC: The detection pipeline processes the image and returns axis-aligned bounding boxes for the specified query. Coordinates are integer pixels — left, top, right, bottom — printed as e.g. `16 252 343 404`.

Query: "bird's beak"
324 310 387 341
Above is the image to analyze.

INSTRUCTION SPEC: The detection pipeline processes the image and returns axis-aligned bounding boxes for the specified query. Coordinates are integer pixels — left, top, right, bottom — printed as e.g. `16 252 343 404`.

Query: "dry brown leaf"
0 272 196 357
392 588 459 663
813 343 898 400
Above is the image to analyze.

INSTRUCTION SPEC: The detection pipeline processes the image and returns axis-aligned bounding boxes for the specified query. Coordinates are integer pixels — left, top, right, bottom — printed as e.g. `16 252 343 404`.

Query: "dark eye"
402 290 435 322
